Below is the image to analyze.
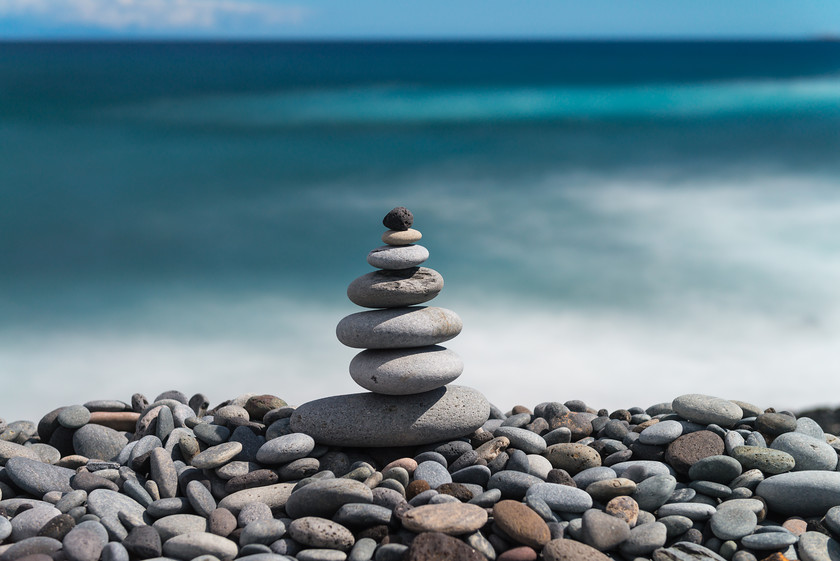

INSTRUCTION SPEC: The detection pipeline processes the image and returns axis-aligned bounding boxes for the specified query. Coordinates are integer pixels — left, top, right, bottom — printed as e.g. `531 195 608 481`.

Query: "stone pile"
290 207 490 447
2 392 840 561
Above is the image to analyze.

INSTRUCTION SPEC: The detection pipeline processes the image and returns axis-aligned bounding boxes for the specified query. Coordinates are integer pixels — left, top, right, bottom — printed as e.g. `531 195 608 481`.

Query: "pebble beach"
2 209 840 561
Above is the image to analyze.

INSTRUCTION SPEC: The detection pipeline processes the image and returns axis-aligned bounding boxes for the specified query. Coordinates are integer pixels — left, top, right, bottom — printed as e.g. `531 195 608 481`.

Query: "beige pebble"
401 502 488 535
382 228 422 245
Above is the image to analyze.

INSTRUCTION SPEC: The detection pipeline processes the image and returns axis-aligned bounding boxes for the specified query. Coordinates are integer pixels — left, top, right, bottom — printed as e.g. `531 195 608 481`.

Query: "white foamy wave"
106 77 840 127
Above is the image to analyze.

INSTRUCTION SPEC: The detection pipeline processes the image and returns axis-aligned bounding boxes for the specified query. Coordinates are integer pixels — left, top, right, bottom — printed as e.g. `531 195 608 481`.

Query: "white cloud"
0 0 308 31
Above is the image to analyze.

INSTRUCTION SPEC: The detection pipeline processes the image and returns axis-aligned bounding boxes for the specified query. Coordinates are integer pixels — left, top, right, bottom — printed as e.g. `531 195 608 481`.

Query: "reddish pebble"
498 546 538 561
782 517 807 536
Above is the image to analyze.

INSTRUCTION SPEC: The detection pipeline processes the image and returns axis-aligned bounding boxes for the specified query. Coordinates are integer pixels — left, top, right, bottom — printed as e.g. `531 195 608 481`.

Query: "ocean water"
2 41 840 422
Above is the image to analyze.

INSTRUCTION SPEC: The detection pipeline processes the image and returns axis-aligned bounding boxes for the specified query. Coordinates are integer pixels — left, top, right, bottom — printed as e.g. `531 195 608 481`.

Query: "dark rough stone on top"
383 207 414 231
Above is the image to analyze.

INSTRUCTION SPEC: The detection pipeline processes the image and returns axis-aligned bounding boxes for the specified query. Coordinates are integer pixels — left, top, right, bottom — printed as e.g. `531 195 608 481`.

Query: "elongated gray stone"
493 426 547 454
347 267 443 308
757 471 840 516
290 385 489 447
73 424 129 462
525 482 593 513
285 478 373 519
255 433 315 464
770 432 838 471
336 306 462 349
366 244 429 270
5 457 74 495
162 532 238 561
217 483 295 516
672 394 743 428
349 346 463 395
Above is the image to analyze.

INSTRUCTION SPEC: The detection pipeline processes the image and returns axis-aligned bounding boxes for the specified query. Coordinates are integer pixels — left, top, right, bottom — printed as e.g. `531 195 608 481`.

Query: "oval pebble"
288 517 355 551
57 406 91 429
336 306 462 349
525 482 593 513
162 532 239 561
400 502 488 535
672 394 743 428
349 346 462 395
366 244 429 269
638 420 683 445
757 471 840 516
655 502 716 521
414 461 452 489
255 433 315 464
285 478 373 519
347 267 442 308
493 426 547 454
710 507 757 540
740 531 798 550
688 455 742 484
190 442 243 469
770 432 838 471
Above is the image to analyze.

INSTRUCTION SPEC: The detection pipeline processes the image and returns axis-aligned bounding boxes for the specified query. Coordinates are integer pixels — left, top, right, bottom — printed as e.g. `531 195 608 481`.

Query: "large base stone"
289 385 490 447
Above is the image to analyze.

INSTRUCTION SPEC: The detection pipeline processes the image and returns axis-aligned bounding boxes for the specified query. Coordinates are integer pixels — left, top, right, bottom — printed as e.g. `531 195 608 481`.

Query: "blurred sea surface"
2 41 840 420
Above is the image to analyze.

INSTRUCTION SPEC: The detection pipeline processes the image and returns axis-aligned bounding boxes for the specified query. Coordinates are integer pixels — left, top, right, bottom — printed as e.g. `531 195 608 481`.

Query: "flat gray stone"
796 417 826 440
240 519 287 546
798 531 840 561
289 517 355 550
610 460 676 479
86 489 146 541
525 482 593 513
185 480 216 517
152 514 208 542
414 461 452 489
671 394 743 428
826 505 840 536
217 483 295 516
619 521 667 557
0 516 11 541
10 505 61 541
149 447 178 499
290 385 489 447
757 471 840 516
658 515 693 540
62 525 107 561
366 244 429 270
101 542 130 561
162 532 238 561
770 432 838 471
347 267 443 308
0 441 41 465
191 442 243 469
741 531 798 550
335 306 462 349
0 536 62 561
193 423 231 446
655 502 716 521
632 474 677 512
487 470 544 500
333 503 393 528
255 433 315 464
285 478 373 519
653 542 727 561
638 420 683 445
709 507 756 540
57 406 91 429
688 455 742 484
493 426 547 454
582 508 630 551
349 346 462 395
5 457 75 495
731 445 795 474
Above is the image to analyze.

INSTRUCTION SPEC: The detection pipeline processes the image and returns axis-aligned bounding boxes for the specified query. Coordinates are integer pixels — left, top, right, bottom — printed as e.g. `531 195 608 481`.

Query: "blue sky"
1 0 838 40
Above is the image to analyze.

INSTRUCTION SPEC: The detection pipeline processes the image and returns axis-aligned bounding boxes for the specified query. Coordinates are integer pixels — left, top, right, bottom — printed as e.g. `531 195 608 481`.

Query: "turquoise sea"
2 41 840 420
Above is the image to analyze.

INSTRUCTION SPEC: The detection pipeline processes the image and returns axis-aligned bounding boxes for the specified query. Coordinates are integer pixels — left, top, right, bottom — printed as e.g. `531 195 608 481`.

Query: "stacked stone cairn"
290 206 491 448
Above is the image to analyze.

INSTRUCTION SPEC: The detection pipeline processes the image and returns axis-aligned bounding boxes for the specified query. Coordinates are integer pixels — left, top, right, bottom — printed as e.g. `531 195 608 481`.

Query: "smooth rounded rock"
544 443 601 475
664 430 724 475
162 532 238 561
190 442 243 469
284 479 373 519
638 420 683 445
405 531 485 561
619 521 667 557
347 267 443 308
240 519 287 546
688 455 742 484
73 424 129 462
288 517 354 551
798 531 840 561
493 500 551 548
493 426 547 454
86 489 146 541
525 482 593 513
731 446 796 474
710 507 757 540
217 483 295 516
400 502 487 535
290 385 489 447
632 474 677 512
57 406 91 429
381 228 421 246
581 508 630 551
349 346 462 395
152 514 208 541
5 457 75 496
11 505 61 541
123 526 162 559
62 525 106 561
672 394 743 428
335 306 462 349
382 207 413 231
655 502 716 521
542 538 611 561
740 531 798 550
256 433 315 464
366 244 430 270
770 431 838 471
414 460 452 489
757 471 840 516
